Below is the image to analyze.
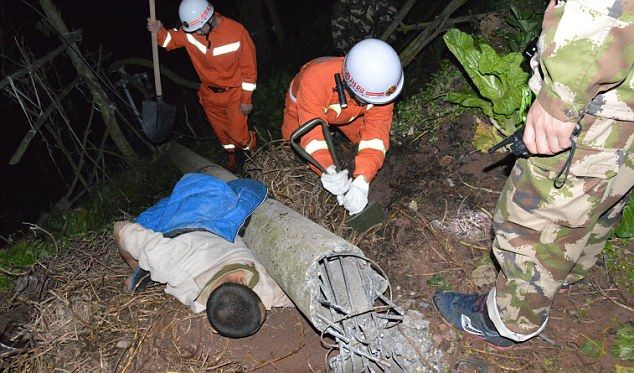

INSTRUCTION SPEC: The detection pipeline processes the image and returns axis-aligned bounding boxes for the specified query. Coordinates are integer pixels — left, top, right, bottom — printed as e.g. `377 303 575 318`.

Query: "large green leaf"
443 28 531 137
444 30 504 102
447 91 495 118
472 117 504 152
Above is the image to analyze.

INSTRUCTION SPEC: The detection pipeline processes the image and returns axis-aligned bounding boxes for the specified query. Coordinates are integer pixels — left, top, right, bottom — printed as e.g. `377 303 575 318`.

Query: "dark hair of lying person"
206 282 264 338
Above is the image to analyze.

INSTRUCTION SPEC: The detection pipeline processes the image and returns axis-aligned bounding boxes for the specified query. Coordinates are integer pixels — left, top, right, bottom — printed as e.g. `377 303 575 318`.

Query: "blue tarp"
136 173 267 242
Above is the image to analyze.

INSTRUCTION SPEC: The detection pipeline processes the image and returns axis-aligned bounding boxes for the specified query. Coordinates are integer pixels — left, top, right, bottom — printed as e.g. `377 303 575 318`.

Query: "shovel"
142 0 176 144
290 118 387 232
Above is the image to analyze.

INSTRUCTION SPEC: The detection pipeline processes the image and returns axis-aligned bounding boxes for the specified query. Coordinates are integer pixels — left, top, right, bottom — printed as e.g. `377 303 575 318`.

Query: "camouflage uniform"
331 0 397 54
487 0 634 341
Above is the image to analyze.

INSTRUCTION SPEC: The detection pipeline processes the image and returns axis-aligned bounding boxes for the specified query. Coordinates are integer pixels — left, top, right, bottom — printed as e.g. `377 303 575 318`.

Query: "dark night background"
0 0 487 239
0 0 343 239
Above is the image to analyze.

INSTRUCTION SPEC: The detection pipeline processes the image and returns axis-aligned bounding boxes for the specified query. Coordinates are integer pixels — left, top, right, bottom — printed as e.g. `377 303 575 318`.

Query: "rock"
471 262 497 288
116 339 131 349
408 200 418 211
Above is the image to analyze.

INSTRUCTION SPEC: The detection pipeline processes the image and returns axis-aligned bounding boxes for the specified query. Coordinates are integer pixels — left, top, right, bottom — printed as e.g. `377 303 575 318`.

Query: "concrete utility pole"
166 142 445 372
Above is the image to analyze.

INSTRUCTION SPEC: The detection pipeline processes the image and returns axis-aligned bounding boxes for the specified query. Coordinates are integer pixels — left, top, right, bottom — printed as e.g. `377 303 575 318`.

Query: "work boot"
433 290 516 349
226 151 238 173
236 150 247 174
245 130 257 152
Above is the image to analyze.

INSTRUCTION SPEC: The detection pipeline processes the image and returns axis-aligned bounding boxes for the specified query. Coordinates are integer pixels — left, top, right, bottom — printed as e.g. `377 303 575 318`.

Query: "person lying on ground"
114 173 294 338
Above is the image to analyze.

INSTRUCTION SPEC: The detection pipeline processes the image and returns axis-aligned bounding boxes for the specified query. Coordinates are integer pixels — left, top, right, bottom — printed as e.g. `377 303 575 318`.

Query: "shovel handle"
149 0 163 97
290 118 340 173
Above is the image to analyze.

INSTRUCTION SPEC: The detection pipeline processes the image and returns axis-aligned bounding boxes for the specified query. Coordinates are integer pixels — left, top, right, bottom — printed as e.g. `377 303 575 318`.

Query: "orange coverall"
157 13 257 151
281 57 394 182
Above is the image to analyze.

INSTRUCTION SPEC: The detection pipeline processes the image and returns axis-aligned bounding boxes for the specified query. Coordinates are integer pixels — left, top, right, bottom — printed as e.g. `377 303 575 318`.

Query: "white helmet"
179 0 214 33
342 38 404 105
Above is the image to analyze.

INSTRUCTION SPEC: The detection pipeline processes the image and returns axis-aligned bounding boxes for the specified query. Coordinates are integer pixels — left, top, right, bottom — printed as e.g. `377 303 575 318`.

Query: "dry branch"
0 31 79 90
399 0 469 67
381 0 418 41
39 0 136 159
108 58 200 91
9 77 81 165
397 13 488 33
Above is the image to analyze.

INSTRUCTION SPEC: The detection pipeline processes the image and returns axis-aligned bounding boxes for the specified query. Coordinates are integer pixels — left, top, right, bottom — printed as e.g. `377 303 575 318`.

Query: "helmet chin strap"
203 14 219 49
343 83 367 106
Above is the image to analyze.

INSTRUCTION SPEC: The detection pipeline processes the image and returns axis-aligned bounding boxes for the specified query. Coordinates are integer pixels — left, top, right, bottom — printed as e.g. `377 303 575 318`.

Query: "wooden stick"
0 31 80 90
399 0 468 67
397 13 488 33
381 0 418 41
9 77 80 165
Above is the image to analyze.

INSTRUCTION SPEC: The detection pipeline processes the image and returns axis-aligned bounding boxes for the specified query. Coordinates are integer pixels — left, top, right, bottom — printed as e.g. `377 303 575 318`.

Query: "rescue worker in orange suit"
281 39 404 215
147 0 257 171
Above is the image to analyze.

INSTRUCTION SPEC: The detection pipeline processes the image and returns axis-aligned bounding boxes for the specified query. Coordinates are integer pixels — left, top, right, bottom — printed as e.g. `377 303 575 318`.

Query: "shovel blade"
142 99 176 143
345 201 387 232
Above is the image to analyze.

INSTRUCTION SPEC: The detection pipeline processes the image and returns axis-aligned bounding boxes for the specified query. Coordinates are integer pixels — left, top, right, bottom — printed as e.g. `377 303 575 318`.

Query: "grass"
392 59 466 143
603 239 634 296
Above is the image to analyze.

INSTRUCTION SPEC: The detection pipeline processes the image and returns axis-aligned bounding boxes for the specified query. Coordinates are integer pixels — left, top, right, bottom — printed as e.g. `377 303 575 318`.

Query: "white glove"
342 175 369 215
320 165 351 196
337 194 345 206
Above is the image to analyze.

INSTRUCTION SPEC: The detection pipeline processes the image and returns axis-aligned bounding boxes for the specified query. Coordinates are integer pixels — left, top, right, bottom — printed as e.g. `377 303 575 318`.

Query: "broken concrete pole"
165 142 444 372
165 143 384 325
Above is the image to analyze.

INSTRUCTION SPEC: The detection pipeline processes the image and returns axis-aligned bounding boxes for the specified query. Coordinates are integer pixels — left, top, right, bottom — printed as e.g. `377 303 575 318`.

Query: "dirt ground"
1 113 633 372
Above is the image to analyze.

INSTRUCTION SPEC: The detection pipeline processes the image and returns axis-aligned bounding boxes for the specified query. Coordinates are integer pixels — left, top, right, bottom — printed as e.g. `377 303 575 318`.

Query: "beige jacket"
118 222 293 313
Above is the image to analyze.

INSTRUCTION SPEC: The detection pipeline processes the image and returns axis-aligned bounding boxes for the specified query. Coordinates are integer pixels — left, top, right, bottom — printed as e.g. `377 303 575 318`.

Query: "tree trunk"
39 0 137 160
263 0 284 47
238 0 272 71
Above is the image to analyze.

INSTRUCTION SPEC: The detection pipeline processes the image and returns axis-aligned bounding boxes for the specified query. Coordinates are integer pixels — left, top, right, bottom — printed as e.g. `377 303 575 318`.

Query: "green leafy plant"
251 70 292 140
503 5 543 53
603 241 634 295
443 28 533 152
0 240 57 291
426 274 450 290
611 324 634 361
393 60 465 143
615 195 634 238
581 336 604 358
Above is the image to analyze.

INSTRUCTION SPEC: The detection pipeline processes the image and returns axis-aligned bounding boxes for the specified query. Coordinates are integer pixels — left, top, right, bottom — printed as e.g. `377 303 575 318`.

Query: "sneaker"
126 266 153 293
433 290 516 349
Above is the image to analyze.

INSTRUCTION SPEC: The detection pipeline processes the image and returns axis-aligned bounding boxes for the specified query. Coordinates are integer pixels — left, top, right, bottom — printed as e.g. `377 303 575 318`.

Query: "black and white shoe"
433 290 516 350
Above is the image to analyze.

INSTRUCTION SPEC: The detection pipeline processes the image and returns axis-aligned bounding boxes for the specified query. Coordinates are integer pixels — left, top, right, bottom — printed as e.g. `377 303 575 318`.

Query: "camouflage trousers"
487 114 634 340
331 0 397 54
